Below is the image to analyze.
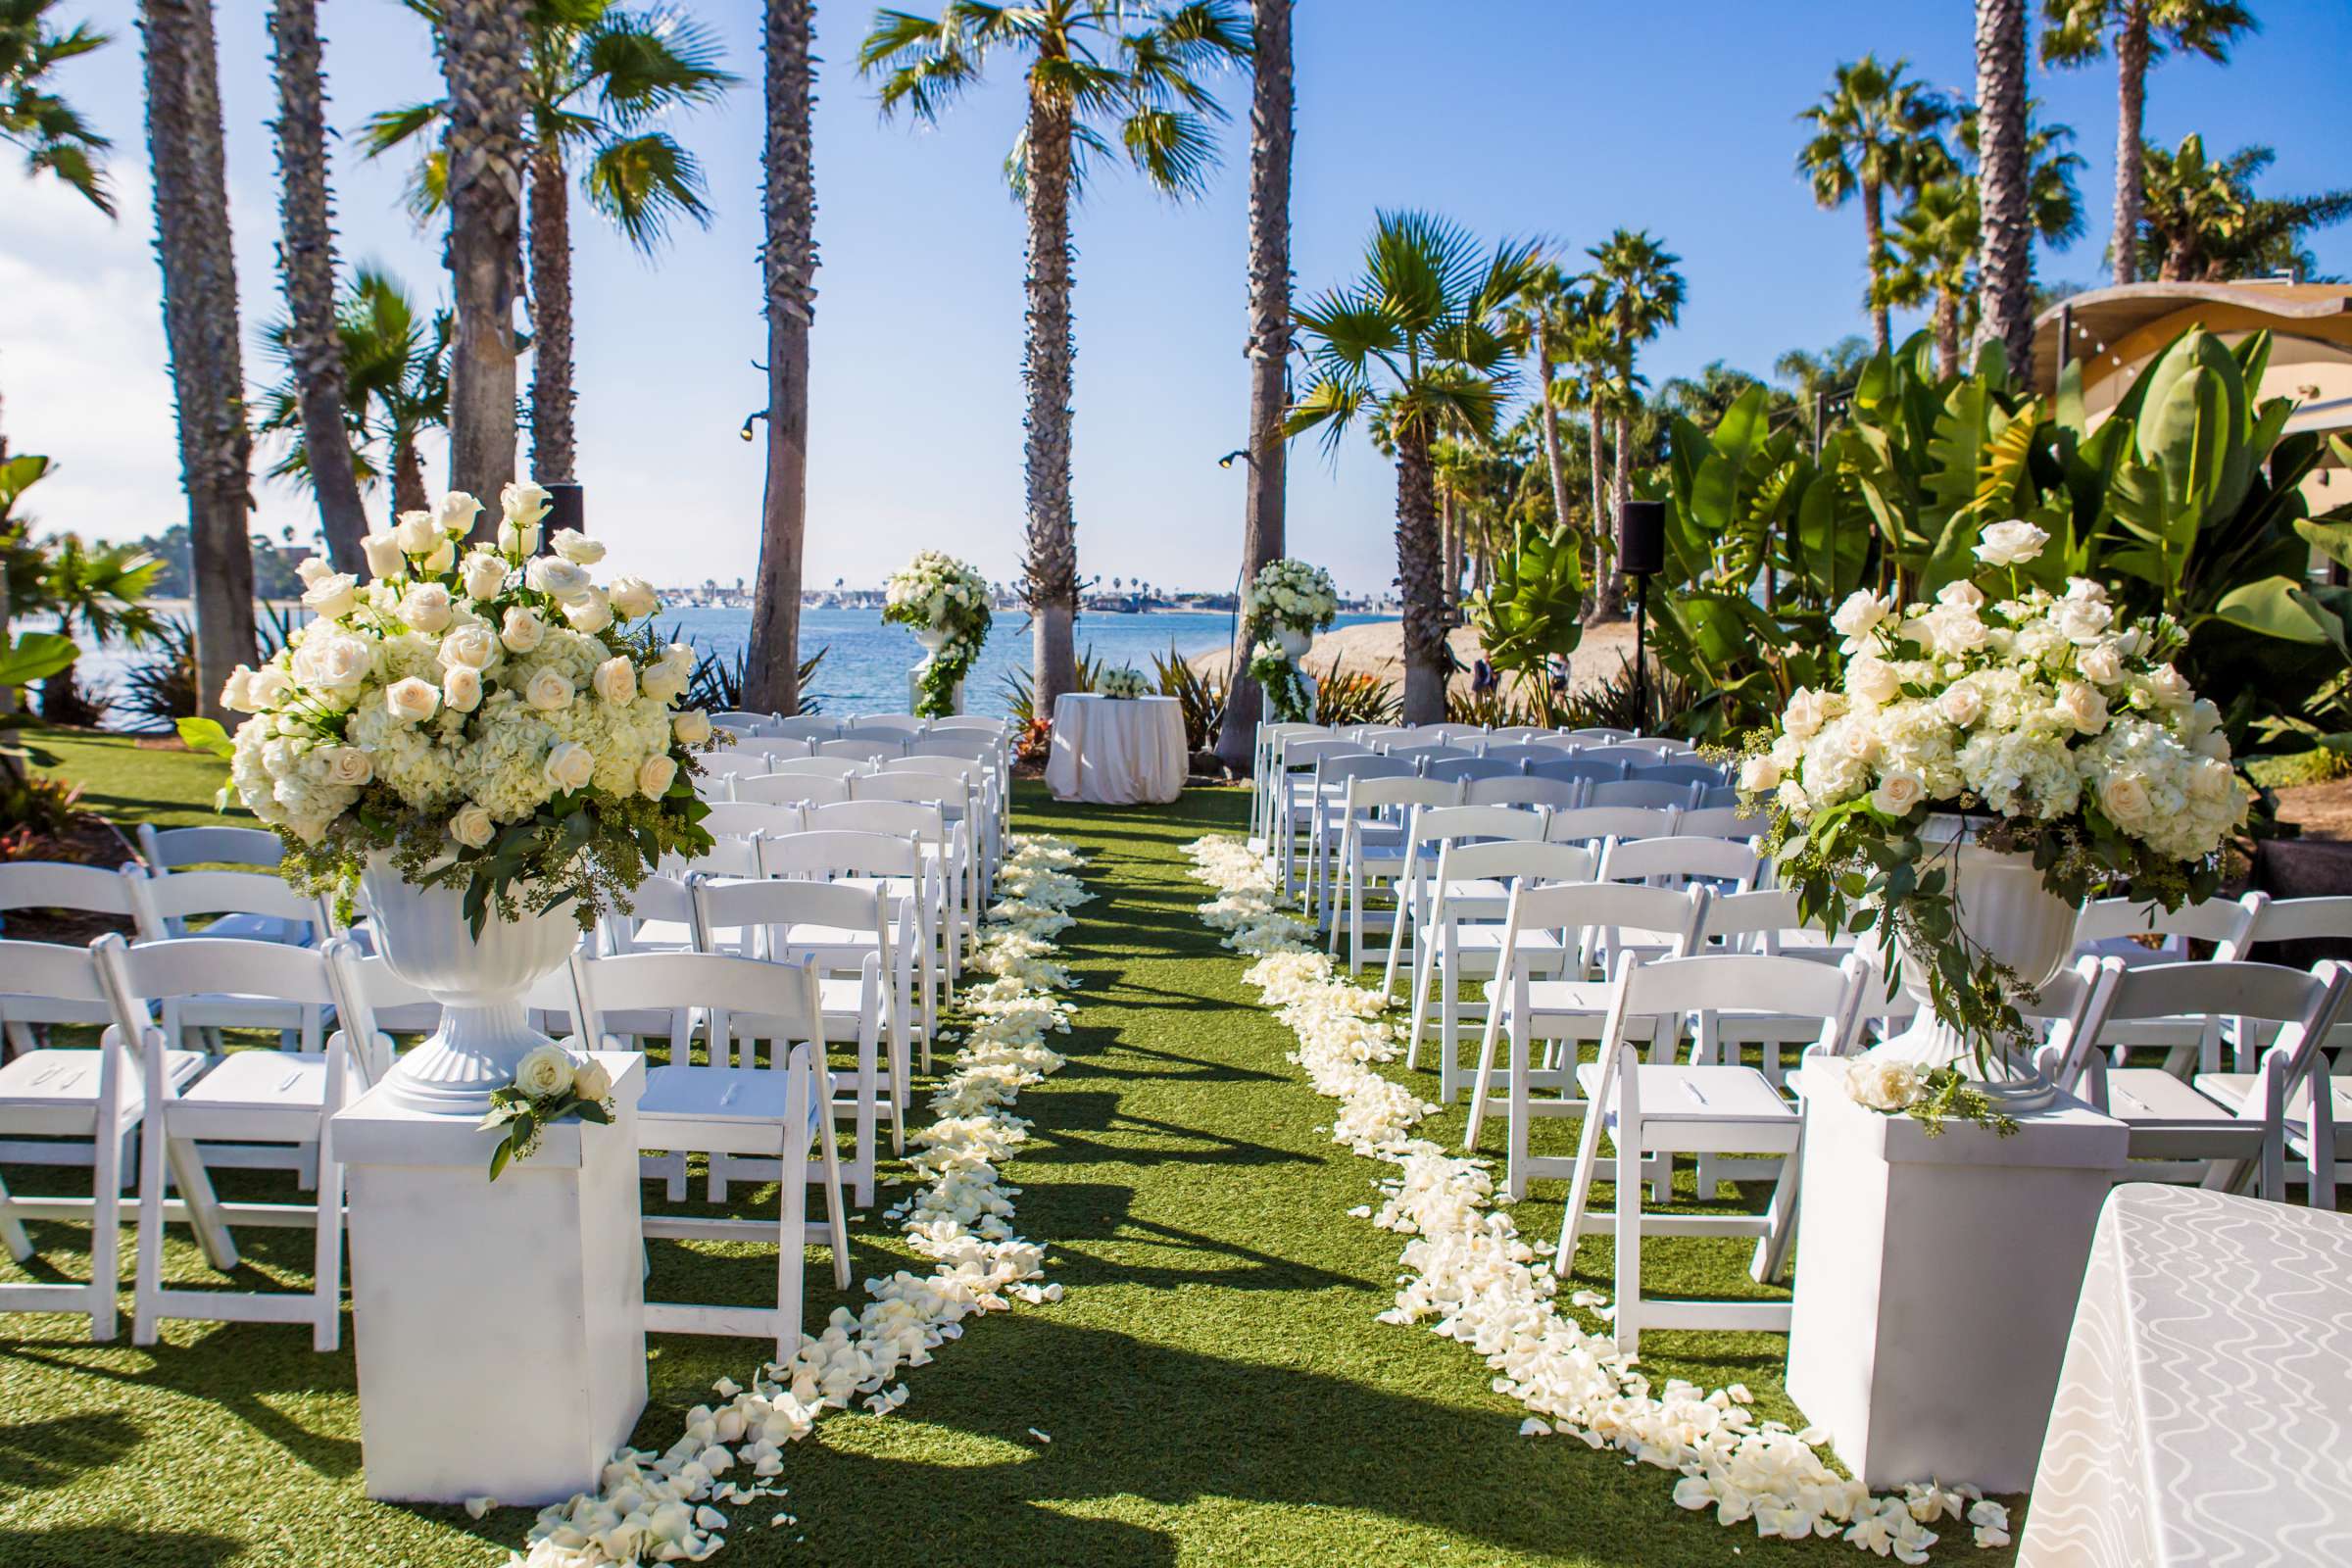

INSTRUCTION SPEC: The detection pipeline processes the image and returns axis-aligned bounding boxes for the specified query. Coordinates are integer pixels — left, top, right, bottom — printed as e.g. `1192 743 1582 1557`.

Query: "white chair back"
819 739 904 763
137 824 281 873
1545 806 1680 845
699 801 809 840
1465 775 1583 809
733 772 849 808
1599 834 1761 892
1589 778 1703 811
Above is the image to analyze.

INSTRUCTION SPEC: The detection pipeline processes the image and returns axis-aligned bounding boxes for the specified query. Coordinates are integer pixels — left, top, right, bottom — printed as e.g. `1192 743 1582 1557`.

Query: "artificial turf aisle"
2 748 1999 1565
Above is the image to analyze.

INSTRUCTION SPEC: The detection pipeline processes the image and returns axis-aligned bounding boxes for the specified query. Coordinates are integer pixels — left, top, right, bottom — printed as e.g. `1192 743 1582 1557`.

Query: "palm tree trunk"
1440 487 1459 610
1534 335 1569 530
436 0 527 531
1973 0 2034 369
1394 424 1446 724
1934 290 1962 378
141 0 256 724
745 0 813 715
526 145 577 485
1021 87 1080 713
1583 403 1616 621
268 0 368 578
2112 8 2150 286
1604 409 1633 608
1213 0 1293 774
393 434 428 520
1863 176 1890 353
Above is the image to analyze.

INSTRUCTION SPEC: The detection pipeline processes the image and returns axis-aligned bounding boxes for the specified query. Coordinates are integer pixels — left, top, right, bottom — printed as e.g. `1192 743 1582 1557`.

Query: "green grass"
4 738 2006 1565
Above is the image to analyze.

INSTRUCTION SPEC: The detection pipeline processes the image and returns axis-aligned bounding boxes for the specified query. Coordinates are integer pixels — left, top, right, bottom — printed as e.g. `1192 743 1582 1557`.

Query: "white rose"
500 606 546 653
2056 680 2110 735
293 631 373 694
673 709 711 745
252 665 298 710
2190 758 2235 803
2077 642 2123 685
393 510 439 555
500 480 551 526
551 528 605 565
638 754 677 797
498 519 542 558
400 583 454 634
2056 598 2111 645
511 1041 574 1101
1845 1056 1923 1112
2065 576 2108 604
295 556 331 587
431 491 483 538
1929 605 1988 654
1738 754 1781 793
1937 682 1984 727
2099 772 2152 824
385 676 440 723
1936 579 1984 612
571 1056 612 1102
440 624 499 670
321 746 373 787
449 802 496 850
642 662 688 703
593 656 637 705
1785 688 1832 739
1869 769 1926 816
523 668 573 711
361 531 406 580
441 664 483 712
543 739 596 793
526 557 592 599
420 539 456 575
607 575 659 620
1848 657 1901 705
2147 663 2191 708
220 665 256 712
1838 722 1882 763
562 591 613 634
303 572 360 619
1974 518 2049 567
461 551 509 601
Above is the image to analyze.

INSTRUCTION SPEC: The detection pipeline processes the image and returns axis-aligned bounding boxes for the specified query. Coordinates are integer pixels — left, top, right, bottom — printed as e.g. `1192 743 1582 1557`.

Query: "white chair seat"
2190 1069 2352 1122
1446 926 1565 956
1574 1060 1795 1128
0 1047 204 1132
2099 1066 2240 1128
775 922 880 951
178 1051 330 1112
193 913 311 946
640 1064 797 1150
1503 978 1617 1021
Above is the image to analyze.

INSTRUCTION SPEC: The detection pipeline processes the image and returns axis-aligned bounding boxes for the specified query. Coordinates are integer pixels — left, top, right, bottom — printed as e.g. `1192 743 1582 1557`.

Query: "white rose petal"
432 491 484 537
1974 518 2049 567
461 551 510 601
593 656 637 705
393 509 438 555
441 664 483 712
501 606 546 653
544 739 596 793
551 528 606 565
303 572 360 619
524 668 573 711
449 802 496 849
384 676 440 723
512 1041 575 1101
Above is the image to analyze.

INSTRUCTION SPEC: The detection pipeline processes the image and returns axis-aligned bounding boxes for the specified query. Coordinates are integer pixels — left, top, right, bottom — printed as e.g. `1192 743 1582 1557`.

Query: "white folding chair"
1598 834 1762 893
1557 953 1863 1352
1563 727 1635 744
101 935 370 1350
760 829 941 1065
885 758 1004 893
846 714 929 737
1380 803 1552 998
1544 805 1681 846
1409 838 1600 1102
1327 775 1463 968
1615 735 1699 758
568 952 850 1358
697 750 783 781
1588 778 1704 811
854 771 987 923
809 800 969 997
135 827 314 946
126 872 335 1052
0 863 147 1058
1626 760 1723 788
658 831 765 881
698 801 810 840
733 772 850 808
1466 775 1585 809
1469 881 1710 1197
1528 757 1625 789
598 871 703 957
756 756 874 782
1268 740 1377 900
1471 744 1560 768
710 710 781 735
1680 804 1772 840
818 739 903 764
1421 756 1523 786
0 937 201 1341
2071 892 2268 1072
767 715 843 746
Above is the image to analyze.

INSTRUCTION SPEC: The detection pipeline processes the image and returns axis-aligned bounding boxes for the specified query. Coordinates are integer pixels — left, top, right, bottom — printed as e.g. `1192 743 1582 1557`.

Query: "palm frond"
1119 107 1218 197
1366 209 1485 339
1284 376 1369 458
582 131 712 251
581 9 737 129
358 99 446 158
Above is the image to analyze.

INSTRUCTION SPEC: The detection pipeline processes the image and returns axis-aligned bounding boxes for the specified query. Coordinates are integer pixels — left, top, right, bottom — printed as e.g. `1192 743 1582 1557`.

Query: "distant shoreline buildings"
651 580 1398 615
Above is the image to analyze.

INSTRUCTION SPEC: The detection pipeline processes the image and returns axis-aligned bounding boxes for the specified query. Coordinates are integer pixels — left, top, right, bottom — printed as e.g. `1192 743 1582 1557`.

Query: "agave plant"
1310 662 1400 727
1149 642 1226 753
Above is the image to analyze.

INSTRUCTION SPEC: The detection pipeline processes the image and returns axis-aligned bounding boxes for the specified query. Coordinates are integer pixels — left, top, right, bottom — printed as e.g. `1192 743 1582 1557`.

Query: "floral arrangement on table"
187 483 715 934
1736 517 2243 1125
1242 557 1340 722
883 550 992 717
481 1044 615 1180
1096 664 1149 701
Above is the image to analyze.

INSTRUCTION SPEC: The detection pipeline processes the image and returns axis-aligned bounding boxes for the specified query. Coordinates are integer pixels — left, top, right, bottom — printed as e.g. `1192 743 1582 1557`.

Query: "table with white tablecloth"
1045 694 1186 806
2020 1183 2352 1566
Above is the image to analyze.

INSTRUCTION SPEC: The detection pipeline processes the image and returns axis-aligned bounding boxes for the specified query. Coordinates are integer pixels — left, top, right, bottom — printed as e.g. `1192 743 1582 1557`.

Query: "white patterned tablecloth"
1044 694 1186 806
2021 1183 2352 1566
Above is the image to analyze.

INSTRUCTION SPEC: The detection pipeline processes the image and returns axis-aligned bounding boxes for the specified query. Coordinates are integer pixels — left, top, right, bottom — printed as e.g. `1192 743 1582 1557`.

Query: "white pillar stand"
331 1051 647 1505
1785 1060 2128 1494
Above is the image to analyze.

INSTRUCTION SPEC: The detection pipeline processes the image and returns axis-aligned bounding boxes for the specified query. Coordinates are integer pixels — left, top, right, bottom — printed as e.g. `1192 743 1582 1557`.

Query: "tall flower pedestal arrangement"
1242 558 1339 723
192 482 715 1504
1785 1058 2127 1492
884 551 991 717
335 1052 647 1503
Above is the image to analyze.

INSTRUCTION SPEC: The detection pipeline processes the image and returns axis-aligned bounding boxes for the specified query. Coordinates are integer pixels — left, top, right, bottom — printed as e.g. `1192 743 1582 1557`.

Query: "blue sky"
5 0 2348 598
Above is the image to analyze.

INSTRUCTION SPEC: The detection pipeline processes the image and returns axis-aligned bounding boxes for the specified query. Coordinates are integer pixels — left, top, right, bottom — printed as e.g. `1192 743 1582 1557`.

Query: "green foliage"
0 0 115 214
1467 521 1584 721
1310 662 1401 727
116 608 303 733
1149 642 1225 753
667 635 827 716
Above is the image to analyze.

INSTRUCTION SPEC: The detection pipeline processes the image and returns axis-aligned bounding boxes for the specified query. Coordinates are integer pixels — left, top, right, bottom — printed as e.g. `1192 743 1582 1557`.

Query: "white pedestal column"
1785 1060 2128 1494
331 1051 648 1505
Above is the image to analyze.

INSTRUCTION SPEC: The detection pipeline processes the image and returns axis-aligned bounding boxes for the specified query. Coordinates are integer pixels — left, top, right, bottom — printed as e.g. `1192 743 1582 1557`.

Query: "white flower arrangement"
1749 518 2245 1073
882 550 992 717
188 484 713 932
1185 834 2012 1559
1243 557 1339 722
1096 664 1149 700
480 1044 617 1179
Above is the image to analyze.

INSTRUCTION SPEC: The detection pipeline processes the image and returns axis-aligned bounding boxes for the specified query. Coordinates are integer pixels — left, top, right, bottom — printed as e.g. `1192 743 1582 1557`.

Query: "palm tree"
1584 228 1683 619
2137 133 2352 281
745 0 814 715
1797 55 1952 353
1213 0 1291 774
1496 260 1581 573
139 0 254 723
1975 0 2035 368
2040 0 2256 286
368 0 734 495
428 0 529 518
1287 211 1539 722
268 0 368 577
1889 181 1982 376
861 1 1252 713
2 0 111 212
258 265 452 527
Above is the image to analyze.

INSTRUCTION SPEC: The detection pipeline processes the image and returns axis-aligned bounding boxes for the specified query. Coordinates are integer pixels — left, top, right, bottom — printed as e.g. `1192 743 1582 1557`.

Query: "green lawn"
4 736 2011 1566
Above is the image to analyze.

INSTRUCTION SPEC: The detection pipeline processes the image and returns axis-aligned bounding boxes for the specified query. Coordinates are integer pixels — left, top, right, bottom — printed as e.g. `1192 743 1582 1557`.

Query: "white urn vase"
1274 624 1312 661
361 857 580 1117
909 622 964 716
1863 813 2075 1110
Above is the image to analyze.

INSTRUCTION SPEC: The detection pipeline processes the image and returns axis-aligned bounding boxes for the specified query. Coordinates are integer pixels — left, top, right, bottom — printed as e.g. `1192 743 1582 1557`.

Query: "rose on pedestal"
1739 516 2244 1127
884 551 991 717
187 482 715 1133
1243 558 1339 722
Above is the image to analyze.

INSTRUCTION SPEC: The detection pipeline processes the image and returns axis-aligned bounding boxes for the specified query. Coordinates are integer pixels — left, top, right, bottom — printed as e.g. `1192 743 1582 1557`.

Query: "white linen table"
1046 694 1185 806
2020 1183 2352 1566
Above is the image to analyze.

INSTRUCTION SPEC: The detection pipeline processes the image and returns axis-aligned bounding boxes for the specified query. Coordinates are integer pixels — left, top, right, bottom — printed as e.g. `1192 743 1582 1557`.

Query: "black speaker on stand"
1618 500 1666 733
